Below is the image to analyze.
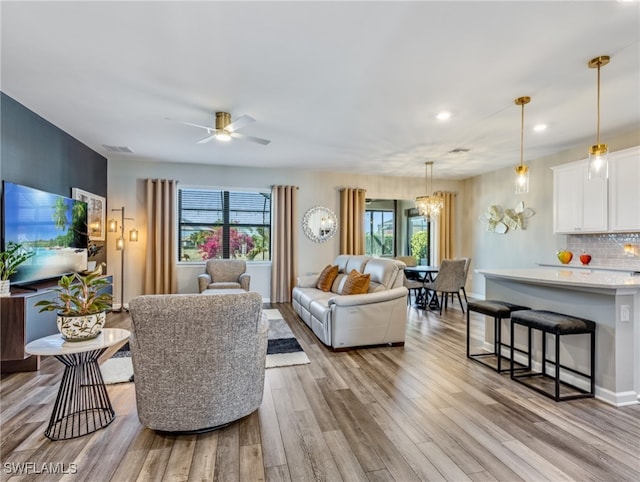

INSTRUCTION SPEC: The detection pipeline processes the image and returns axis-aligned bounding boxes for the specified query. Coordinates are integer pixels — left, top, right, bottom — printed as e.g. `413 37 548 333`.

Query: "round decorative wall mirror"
302 206 338 243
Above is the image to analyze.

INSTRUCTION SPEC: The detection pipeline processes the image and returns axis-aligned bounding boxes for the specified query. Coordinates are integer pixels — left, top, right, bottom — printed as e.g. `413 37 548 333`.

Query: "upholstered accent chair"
128 292 268 433
423 258 467 315
198 259 251 293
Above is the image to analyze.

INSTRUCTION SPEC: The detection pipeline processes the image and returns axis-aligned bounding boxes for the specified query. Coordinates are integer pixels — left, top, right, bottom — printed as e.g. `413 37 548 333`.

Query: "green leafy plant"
0 242 35 281
410 231 429 264
35 271 112 315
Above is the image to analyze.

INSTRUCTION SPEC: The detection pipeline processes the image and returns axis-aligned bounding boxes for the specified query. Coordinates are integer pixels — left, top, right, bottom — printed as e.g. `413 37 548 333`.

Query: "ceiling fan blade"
230 132 271 145
196 134 217 144
165 117 212 131
225 115 255 133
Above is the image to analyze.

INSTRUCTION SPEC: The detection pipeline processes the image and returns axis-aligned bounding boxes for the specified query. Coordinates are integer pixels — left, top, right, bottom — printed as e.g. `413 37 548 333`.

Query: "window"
407 208 430 264
178 188 271 262
364 209 395 257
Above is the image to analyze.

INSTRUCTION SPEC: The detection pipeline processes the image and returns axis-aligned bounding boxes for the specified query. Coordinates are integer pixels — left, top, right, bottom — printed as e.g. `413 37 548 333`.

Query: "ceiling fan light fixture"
514 96 531 194
215 130 231 142
587 55 610 181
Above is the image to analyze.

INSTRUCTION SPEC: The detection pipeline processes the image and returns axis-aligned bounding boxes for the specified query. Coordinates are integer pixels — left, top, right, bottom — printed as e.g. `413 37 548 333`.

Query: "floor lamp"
108 207 138 312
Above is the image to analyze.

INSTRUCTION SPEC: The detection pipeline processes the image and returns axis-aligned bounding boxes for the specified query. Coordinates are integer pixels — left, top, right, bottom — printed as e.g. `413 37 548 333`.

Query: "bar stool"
510 310 595 402
467 300 530 373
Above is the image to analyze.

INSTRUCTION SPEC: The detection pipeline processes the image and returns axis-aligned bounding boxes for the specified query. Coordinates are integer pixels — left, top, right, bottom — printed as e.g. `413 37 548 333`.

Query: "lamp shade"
515 164 529 194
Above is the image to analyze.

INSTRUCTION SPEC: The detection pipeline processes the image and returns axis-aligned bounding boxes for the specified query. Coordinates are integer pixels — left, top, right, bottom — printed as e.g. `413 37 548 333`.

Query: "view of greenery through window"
364 209 394 257
178 189 271 262
408 213 429 263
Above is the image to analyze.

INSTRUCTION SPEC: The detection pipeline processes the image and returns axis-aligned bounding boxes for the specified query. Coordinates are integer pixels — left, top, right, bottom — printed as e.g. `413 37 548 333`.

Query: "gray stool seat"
510 309 595 402
467 300 530 318
510 310 595 335
467 300 530 373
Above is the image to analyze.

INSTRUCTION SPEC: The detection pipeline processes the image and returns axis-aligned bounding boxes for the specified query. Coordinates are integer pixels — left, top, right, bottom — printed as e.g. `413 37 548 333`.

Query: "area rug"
263 308 310 369
100 309 309 384
100 343 134 385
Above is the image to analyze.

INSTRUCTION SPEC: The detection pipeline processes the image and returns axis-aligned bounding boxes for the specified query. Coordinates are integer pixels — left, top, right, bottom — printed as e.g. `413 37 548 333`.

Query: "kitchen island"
477 268 640 406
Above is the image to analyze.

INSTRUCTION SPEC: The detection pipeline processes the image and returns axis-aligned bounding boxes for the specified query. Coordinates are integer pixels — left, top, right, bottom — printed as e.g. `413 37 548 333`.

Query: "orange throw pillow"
342 269 370 295
316 265 339 292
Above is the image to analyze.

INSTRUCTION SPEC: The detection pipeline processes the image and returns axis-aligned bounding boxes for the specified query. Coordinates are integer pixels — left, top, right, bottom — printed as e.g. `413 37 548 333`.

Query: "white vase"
57 312 106 341
0 280 10 297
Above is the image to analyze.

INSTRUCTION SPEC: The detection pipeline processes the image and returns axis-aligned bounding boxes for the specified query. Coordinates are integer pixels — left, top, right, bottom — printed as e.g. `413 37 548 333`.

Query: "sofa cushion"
316 265 339 292
331 273 348 294
293 287 334 312
342 270 371 295
363 258 401 291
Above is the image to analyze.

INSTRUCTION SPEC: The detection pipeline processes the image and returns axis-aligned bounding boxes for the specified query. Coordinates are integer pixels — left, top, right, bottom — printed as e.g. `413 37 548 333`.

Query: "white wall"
107 160 463 305
460 129 640 298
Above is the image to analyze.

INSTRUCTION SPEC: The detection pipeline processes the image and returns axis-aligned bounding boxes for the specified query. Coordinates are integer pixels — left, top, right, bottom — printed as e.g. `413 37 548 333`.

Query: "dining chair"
423 259 466 315
395 256 423 305
458 257 472 303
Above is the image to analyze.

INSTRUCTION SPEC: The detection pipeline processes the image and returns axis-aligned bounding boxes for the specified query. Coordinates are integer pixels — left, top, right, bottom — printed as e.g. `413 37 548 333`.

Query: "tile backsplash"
566 233 640 269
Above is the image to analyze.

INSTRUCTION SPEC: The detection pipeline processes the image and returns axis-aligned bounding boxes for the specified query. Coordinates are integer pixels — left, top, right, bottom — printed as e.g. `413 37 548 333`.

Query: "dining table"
403 265 440 310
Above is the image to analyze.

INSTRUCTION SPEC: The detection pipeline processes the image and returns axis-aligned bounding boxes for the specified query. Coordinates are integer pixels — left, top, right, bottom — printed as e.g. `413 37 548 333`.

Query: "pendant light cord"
596 64 601 145
520 102 525 167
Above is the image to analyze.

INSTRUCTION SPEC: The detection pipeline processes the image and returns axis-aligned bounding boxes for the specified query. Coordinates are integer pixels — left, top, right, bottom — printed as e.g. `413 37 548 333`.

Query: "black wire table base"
45 349 115 441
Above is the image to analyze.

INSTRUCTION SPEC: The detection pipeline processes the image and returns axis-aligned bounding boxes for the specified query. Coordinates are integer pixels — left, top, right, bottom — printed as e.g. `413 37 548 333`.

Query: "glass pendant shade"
415 161 443 219
116 236 124 250
515 164 529 194
129 228 139 242
588 144 609 181
108 218 118 232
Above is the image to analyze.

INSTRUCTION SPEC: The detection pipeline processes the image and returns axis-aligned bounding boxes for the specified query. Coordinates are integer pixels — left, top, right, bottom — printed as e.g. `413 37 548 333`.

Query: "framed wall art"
72 188 106 241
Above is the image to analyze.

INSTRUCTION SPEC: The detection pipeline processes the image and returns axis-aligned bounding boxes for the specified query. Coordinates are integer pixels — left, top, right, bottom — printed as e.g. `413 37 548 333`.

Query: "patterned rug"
100 309 309 384
263 308 310 369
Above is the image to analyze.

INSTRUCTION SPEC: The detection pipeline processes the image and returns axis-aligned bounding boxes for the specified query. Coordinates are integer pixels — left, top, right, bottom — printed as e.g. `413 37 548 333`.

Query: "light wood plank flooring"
1 302 639 481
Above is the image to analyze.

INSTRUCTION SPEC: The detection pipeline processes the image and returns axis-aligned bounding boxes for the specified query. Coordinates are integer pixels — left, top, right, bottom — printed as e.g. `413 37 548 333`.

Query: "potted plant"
0 242 35 297
35 271 112 341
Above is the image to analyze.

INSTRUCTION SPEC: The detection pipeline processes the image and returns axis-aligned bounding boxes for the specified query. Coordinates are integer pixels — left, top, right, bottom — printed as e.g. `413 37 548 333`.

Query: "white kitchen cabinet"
608 146 640 232
552 159 608 233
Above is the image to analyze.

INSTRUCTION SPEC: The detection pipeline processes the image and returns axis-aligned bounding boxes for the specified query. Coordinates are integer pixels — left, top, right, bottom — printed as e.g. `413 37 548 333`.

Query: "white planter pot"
57 311 106 341
0 280 10 297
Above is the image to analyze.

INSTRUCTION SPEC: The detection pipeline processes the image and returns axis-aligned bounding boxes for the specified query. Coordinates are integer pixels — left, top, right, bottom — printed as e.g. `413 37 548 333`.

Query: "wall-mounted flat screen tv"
2 181 88 286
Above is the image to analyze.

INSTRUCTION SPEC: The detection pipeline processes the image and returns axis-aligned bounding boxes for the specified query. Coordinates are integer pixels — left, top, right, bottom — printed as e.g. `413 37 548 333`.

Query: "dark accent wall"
1 92 108 264
1 92 107 197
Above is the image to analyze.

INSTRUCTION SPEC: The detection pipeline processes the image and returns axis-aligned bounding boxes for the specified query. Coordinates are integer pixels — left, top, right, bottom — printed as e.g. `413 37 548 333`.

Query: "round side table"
25 328 130 441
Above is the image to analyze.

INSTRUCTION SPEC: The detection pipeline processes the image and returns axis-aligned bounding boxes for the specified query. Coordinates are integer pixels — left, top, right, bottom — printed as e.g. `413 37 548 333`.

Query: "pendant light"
587 55 610 181
415 161 444 219
514 96 531 194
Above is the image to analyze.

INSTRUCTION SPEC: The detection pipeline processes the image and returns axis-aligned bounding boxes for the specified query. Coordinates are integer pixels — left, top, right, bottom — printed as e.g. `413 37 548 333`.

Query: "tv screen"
2 181 88 286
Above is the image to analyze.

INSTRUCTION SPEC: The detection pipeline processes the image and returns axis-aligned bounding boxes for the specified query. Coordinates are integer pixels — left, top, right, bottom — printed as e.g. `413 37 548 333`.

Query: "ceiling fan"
169 112 271 145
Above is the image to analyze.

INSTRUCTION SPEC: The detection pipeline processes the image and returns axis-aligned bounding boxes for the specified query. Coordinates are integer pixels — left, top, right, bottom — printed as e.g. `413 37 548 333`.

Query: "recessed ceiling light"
533 124 547 132
436 112 451 121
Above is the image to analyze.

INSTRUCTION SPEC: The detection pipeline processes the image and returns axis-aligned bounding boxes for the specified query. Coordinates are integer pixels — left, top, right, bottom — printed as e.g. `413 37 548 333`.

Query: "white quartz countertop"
537 262 640 274
477 268 640 289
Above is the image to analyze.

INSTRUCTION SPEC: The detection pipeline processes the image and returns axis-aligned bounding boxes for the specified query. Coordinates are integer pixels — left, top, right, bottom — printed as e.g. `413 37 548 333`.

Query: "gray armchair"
198 259 251 293
128 292 268 433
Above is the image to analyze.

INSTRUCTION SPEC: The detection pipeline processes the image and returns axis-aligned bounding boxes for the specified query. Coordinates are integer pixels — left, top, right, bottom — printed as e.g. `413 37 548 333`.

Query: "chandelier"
587 55 610 181
415 161 443 219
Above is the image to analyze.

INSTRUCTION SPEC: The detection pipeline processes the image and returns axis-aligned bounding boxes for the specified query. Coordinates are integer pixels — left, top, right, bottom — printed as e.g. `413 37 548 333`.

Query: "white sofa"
292 255 408 350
